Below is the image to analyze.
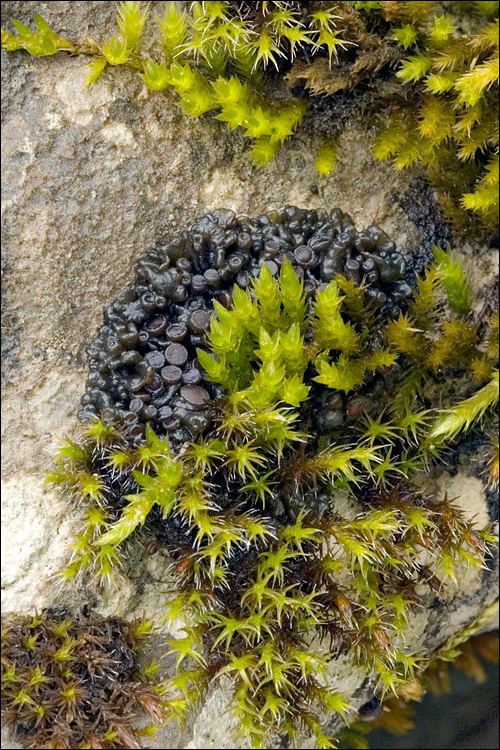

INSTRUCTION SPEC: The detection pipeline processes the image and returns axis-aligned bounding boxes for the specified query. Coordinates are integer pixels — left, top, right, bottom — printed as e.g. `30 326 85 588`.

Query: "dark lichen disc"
79 206 412 446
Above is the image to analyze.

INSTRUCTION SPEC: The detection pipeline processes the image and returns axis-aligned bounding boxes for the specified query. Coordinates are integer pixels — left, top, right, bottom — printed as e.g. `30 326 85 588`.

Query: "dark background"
369 658 499 750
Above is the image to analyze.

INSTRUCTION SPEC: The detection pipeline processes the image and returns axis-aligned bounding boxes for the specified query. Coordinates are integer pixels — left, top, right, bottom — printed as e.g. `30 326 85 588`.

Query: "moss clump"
1 609 166 749
2 2 499 231
46 212 498 747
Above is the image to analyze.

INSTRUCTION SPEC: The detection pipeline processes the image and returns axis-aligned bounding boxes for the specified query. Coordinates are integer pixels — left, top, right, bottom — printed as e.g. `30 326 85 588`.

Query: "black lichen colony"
80 206 412 445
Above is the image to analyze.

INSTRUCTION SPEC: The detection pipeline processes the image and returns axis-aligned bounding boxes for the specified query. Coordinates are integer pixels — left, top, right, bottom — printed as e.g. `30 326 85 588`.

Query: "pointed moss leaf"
428 16 456 45
1 27 24 51
5 15 74 56
178 83 217 117
279 258 307 324
256 328 281 363
408 267 442 328
364 350 398 371
319 445 381 480
85 418 121 445
247 137 280 166
424 71 458 93
462 152 499 216
145 423 172 456
355 508 399 535
373 121 408 161
315 141 338 174
314 281 360 353
212 75 250 105
54 438 91 464
323 691 351 719
141 59 170 90
314 28 354 63
85 57 108 87
310 7 339 30
396 54 432 82
102 34 130 65
10 19 32 35
232 285 259 330
427 319 477 369
267 108 299 143
132 470 156 490
454 57 499 106
225 442 267 481
244 106 273 139
282 513 321 545
281 323 307 372
216 102 249 130
187 438 225 471
318 316 359 353
335 275 366 317
281 24 310 59
279 256 301 293
207 306 244 354
212 299 238 327
248 360 286 407
315 279 342 315
253 258 280 310
253 28 287 70
387 314 422 356
281 375 310 406
314 730 338 749
168 61 197 93
314 355 366 392
158 1 187 59
33 14 58 36
26 14 74 53
156 458 183 490
196 349 226 384
392 25 418 49
418 96 455 144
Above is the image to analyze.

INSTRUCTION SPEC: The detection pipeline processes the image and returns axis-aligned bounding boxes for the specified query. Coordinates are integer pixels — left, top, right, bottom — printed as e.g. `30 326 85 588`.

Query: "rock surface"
1 2 498 749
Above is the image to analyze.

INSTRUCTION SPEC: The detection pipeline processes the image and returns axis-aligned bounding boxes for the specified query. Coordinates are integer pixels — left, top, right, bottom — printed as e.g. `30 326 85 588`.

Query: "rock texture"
1 2 498 749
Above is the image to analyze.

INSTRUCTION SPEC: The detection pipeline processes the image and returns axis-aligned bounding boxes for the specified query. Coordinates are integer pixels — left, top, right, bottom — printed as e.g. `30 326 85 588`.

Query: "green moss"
44 253 498 748
3 2 499 231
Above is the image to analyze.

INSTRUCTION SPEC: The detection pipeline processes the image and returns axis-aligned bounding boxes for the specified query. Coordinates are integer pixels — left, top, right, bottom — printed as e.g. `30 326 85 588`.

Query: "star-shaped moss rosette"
43 207 498 748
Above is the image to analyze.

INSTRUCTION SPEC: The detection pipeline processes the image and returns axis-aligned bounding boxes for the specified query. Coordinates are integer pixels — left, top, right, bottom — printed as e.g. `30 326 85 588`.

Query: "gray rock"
1 2 498 749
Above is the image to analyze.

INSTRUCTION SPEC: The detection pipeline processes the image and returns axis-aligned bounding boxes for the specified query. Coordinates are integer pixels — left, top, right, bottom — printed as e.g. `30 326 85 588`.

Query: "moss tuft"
1 609 167 749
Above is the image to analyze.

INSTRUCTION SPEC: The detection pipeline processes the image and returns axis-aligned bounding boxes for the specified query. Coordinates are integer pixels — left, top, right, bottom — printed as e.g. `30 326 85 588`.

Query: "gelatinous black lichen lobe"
80 206 412 444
